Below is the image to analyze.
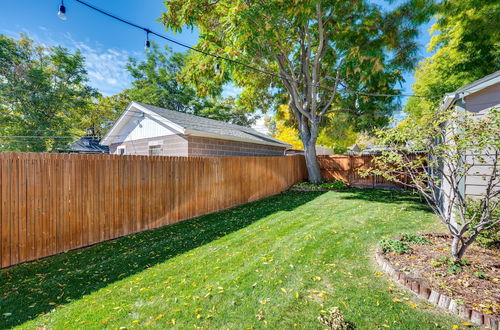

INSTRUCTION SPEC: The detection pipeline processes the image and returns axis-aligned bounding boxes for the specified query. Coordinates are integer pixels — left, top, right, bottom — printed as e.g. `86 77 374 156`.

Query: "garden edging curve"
375 248 499 329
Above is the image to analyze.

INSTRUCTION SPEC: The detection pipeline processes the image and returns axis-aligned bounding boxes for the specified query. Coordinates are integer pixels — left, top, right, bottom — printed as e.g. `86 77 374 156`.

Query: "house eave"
440 72 500 111
184 129 291 149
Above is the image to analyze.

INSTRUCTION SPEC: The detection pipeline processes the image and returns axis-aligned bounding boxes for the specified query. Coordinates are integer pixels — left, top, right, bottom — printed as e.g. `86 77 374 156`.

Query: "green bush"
465 199 500 250
379 238 412 254
320 180 348 190
400 233 431 245
294 180 348 190
430 256 470 274
473 270 488 280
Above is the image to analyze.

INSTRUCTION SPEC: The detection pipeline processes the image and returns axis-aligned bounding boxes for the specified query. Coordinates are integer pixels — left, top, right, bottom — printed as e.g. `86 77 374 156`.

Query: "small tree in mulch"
362 108 499 261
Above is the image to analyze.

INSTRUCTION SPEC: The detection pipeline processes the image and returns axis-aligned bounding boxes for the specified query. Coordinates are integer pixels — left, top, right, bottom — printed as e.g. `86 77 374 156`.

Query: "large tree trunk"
299 119 323 184
304 139 322 184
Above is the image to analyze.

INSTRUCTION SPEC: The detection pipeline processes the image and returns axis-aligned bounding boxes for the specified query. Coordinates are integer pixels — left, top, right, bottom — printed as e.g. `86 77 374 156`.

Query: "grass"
0 189 462 329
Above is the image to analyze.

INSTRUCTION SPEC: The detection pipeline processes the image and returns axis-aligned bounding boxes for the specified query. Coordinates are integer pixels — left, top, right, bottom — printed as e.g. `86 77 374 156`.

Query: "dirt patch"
384 234 499 316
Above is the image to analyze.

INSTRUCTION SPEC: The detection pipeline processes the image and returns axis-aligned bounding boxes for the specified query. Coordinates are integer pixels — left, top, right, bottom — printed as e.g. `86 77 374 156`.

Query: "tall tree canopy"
405 0 500 122
162 0 433 182
0 34 97 151
98 43 256 132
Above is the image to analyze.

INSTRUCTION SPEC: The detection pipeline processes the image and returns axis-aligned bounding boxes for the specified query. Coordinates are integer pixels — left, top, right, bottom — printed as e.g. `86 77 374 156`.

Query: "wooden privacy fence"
317 154 415 189
0 153 307 268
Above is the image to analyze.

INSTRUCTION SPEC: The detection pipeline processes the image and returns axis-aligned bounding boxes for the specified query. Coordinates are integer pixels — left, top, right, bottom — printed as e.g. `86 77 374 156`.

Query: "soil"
384 233 500 316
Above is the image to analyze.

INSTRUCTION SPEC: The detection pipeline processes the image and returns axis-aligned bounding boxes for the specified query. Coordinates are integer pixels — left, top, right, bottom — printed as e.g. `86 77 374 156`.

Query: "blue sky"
0 0 199 96
0 0 434 118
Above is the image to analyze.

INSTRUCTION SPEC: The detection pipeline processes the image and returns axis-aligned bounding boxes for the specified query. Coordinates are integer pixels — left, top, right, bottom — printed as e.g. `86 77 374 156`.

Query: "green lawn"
1 190 462 329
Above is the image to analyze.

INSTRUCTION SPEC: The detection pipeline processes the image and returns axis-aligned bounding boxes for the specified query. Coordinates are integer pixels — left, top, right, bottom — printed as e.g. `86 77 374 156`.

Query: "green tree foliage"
405 0 500 122
161 0 433 182
125 43 198 113
114 43 256 127
0 34 98 152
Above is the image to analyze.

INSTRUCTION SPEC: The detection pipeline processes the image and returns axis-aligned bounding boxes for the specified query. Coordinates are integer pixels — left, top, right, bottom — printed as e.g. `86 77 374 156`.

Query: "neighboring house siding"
465 152 498 198
187 136 285 157
463 83 500 114
109 134 189 156
436 72 499 214
462 83 498 198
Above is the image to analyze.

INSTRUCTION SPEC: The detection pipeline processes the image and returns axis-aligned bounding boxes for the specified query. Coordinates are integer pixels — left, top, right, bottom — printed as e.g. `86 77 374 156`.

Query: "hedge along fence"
0 153 307 268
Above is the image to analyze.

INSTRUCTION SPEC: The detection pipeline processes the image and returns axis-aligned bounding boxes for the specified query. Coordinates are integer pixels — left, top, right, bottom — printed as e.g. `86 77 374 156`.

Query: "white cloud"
1 27 135 96
64 35 135 96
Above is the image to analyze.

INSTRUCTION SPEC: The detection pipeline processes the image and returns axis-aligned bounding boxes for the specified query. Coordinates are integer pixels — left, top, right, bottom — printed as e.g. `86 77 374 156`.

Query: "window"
149 145 162 156
117 146 126 155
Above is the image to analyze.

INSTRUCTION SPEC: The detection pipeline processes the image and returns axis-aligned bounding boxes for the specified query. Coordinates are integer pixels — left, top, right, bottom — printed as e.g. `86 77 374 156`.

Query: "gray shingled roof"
135 102 290 147
69 137 109 154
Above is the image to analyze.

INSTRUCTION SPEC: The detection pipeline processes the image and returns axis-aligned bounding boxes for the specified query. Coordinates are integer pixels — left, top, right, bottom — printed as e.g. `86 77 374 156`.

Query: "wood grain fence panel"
318 155 415 189
0 153 306 268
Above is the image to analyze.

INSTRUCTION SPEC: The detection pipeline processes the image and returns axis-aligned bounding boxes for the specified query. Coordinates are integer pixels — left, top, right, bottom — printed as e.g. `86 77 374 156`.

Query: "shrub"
400 233 431 245
473 270 488 280
294 180 348 190
364 109 500 261
320 180 348 190
379 238 412 254
430 256 470 274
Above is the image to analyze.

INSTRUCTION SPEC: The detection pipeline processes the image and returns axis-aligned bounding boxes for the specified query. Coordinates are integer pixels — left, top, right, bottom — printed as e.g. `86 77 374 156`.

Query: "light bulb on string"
57 0 67 20
144 30 151 53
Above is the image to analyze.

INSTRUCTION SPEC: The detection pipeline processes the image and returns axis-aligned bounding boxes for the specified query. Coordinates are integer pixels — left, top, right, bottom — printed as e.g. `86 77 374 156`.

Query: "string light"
57 0 67 21
144 29 151 53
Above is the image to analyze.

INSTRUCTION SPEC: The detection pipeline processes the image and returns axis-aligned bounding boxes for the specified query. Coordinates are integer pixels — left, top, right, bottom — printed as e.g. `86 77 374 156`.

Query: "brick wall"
109 134 188 156
187 136 286 157
109 134 287 157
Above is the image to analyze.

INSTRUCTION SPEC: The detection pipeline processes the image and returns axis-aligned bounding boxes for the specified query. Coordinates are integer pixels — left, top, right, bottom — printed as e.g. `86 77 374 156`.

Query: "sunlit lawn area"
1 190 462 329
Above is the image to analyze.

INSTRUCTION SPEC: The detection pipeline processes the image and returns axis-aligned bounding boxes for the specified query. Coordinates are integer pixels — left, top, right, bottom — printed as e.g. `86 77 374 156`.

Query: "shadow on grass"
335 188 433 213
0 191 324 329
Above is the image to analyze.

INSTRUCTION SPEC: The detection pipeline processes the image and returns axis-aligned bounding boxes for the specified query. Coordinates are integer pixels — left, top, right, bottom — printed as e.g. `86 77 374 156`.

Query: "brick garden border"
375 245 500 329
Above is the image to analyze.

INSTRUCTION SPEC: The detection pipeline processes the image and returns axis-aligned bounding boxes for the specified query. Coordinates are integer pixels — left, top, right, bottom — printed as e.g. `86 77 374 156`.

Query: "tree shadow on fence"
334 188 433 213
0 190 324 329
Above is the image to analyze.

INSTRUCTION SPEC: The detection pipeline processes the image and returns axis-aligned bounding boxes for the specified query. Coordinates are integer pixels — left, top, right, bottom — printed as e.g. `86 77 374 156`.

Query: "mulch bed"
384 233 499 317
